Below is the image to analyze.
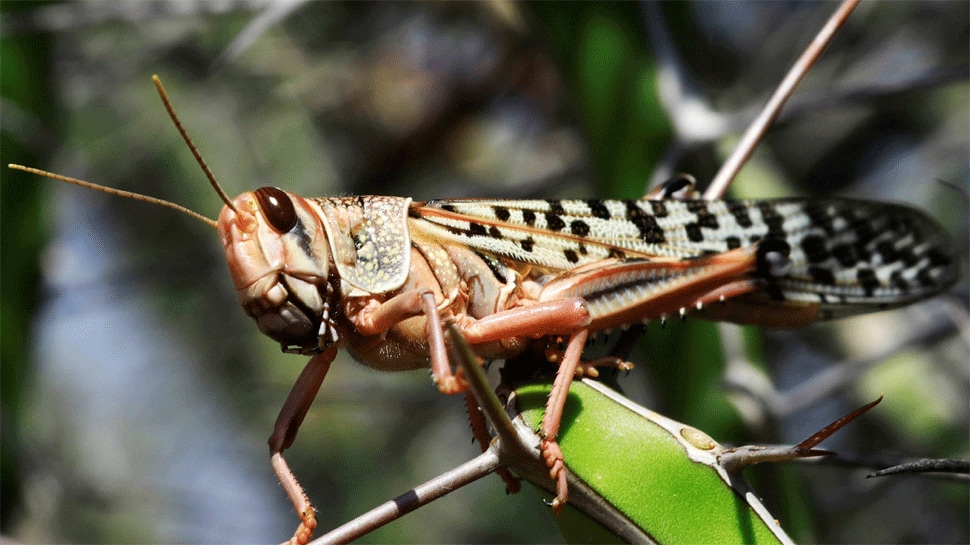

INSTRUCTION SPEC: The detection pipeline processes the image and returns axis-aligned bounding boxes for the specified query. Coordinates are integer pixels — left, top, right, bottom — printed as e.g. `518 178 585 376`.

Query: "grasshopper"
10 71 959 544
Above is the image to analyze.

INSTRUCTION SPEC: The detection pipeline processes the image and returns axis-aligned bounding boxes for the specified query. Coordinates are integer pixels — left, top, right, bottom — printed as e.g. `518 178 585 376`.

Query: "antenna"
151 75 238 214
8 75 244 229
8 164 219 229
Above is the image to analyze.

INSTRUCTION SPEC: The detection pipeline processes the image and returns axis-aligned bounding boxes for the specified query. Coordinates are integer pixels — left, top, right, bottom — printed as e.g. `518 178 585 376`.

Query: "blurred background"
1 1 967 543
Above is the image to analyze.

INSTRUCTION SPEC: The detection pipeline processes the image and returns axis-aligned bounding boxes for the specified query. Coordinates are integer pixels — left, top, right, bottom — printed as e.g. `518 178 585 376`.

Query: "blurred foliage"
1 1 967 544
0 0 54 532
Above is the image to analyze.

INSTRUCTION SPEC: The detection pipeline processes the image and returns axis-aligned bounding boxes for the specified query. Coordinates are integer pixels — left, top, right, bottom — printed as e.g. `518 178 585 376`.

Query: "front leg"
420 291 466 394
348 289 468 394
268 347 337 545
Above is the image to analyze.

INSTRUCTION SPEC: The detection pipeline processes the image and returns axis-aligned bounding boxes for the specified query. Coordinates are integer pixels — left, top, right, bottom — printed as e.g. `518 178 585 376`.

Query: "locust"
10 76 959 545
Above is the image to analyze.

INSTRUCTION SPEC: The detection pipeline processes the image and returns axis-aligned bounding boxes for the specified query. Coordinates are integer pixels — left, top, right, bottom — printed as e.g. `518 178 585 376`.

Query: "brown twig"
704 0 860 199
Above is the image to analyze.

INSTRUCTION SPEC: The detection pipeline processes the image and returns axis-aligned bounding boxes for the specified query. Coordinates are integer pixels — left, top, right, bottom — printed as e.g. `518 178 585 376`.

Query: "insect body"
222 183 957 542
10 78 959 545
236 190 958 362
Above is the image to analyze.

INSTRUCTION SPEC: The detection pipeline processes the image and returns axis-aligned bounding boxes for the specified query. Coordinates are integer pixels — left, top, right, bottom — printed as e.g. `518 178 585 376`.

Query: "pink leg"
349 289 465 394
357 290 592 395
351 291 592 395
268 347 336 545
540 329 588 513
543 348 633 378
351 290 425 335
536 246 763 331
420 291 467 394
462 298 591 344
576 356 634 377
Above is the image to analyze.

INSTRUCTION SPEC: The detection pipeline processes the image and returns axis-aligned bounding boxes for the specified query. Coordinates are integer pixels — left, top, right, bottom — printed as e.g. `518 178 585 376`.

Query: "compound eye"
254 187 297 233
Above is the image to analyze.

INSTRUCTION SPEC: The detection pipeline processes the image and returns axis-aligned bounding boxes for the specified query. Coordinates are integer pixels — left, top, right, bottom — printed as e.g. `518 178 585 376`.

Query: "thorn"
795 395 883 450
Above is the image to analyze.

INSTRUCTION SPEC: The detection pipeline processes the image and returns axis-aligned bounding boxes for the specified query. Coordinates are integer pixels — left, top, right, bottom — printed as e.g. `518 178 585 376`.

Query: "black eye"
255 187 297 233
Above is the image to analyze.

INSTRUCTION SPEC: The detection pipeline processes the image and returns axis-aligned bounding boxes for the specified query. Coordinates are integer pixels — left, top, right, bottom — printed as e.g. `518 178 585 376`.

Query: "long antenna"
9 75 243 229
151 75 238 213
8 164 219 229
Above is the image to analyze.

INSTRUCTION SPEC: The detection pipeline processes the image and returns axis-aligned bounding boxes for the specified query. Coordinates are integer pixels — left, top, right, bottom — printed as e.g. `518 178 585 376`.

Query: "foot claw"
540 438 568 512
434 371 468 395
284 507 316 545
